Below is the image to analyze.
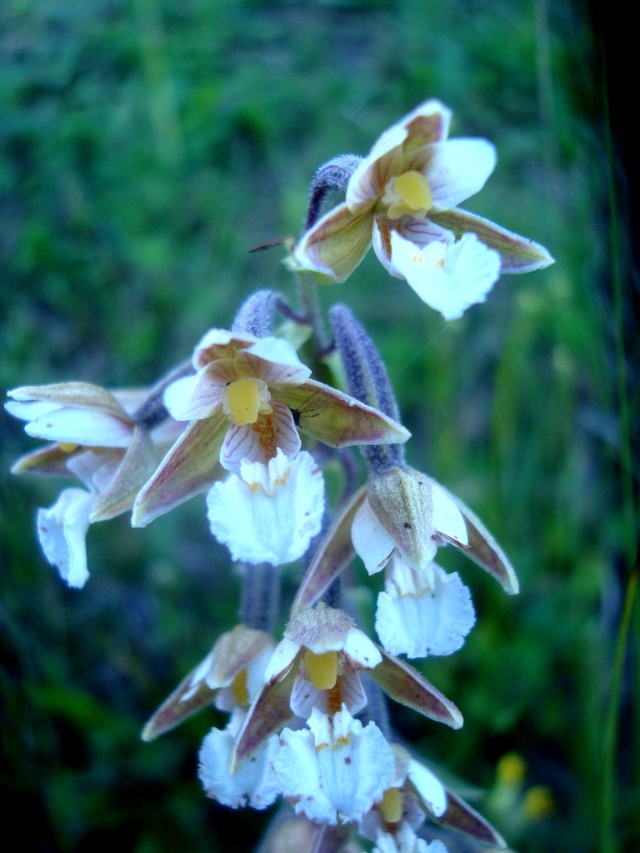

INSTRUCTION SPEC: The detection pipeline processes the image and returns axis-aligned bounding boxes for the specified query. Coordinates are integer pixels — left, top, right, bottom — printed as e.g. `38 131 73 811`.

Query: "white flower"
295 99 553 317
375 558 475 659
199 709 280 810
272 705 395 825
207 449 324 566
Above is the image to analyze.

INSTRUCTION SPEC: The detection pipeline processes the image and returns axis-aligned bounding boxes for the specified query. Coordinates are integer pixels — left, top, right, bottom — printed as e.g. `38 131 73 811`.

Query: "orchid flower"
227 603 462 776
132 329 409 526
295 99 553 319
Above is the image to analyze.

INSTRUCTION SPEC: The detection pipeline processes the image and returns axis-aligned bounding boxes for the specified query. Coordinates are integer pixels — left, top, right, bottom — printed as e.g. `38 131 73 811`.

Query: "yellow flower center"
380 786 403 823
230 668 249 706
382 170 433 220
305 649 338 690
225 378 265 426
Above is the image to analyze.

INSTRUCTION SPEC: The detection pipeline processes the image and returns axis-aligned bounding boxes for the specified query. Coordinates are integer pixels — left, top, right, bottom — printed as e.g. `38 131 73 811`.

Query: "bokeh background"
1 1 637 851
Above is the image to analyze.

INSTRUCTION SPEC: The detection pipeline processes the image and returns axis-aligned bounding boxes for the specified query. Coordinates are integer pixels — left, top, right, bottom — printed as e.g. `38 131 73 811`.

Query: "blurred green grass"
1 1 637 851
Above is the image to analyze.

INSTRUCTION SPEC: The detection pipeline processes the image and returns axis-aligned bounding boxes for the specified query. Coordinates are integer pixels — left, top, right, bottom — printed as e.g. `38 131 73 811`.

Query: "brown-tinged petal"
367 647 463 729
435 481 519 594
228 664 298 772
435 789 507 848
347 100 452 214
291 486 367 614
90 426 158 521
295 203 373 282
401 99 452 156
273 379 410 448
8 382 131 420
192 329 257 368
429 208 554 273
132 412 227 527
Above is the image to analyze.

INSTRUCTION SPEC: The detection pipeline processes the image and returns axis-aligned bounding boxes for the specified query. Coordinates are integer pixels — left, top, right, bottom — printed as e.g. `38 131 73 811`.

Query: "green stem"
297 272 329 355
601 571 638 853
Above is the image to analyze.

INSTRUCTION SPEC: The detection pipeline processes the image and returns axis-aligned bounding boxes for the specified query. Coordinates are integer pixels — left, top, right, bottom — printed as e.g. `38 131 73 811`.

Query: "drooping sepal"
436 788 507 848
90 426 158 521
368 647 463 729
429 207 554 273
291 486 366 614
132 412 227 527
435 481 519 594
274 378 410 448
142 625 275 741
228 664 298 772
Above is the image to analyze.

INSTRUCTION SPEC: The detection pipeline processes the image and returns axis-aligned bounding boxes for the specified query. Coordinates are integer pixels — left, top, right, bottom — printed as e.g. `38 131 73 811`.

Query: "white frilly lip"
376 560 475 659
387 230 501 320
36 487 94 588
207 449 324 566
272 706 395 825
198 710 280 810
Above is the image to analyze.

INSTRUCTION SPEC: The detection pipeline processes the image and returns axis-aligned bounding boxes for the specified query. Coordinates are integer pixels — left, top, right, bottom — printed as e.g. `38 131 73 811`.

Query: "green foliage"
1 1 636 851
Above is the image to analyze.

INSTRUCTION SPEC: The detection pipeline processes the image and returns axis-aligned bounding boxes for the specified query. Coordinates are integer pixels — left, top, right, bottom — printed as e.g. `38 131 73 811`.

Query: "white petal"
351 498 396 574
216 643 276 711
5 399 60 421
263 637 301 683
376 566 475 659
347 124 408 210
389 231 500 320
245 336 310 374
431 482 468 545
273 707 394 824
220 402 301 475
406 759 447 817
24 408 133 447
198 714 280 810
162 375 200 419
342 628 382 670
207 450 324 566
36 488 94 588
424 138 497 211
347 100 453 213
